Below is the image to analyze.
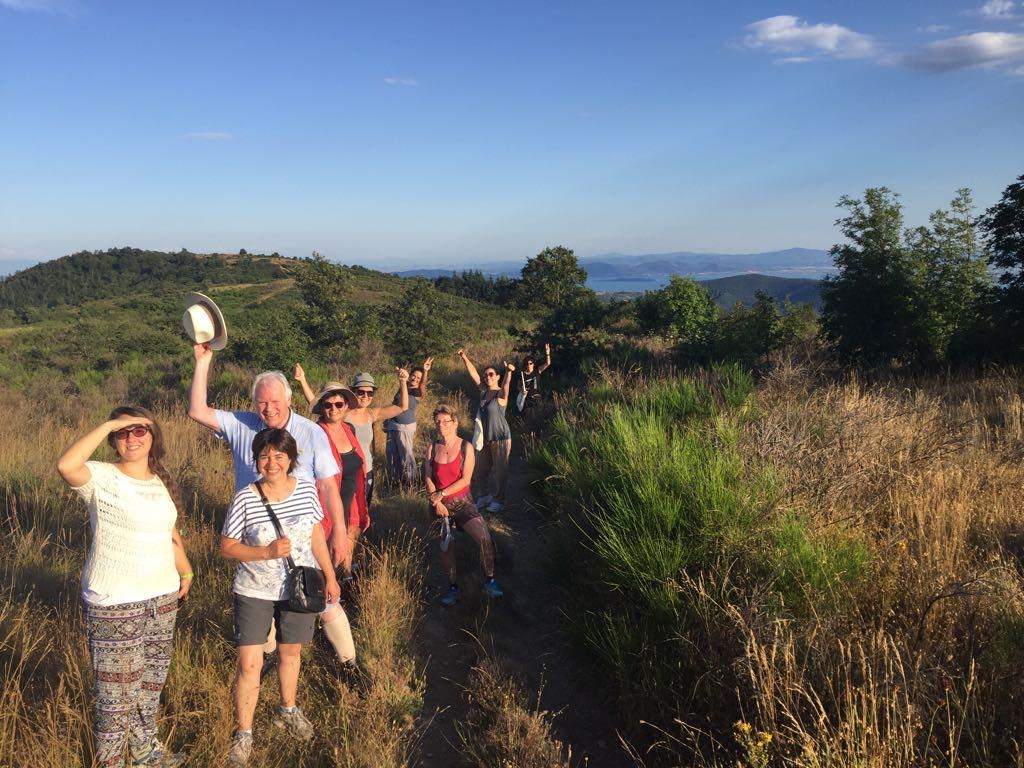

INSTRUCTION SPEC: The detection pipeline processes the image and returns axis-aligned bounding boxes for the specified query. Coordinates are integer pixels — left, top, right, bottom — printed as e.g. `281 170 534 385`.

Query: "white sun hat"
182 292 228 350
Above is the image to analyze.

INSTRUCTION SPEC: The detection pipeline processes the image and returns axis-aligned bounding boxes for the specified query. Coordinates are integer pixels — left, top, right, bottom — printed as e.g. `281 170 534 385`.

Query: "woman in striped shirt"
219 428 340 768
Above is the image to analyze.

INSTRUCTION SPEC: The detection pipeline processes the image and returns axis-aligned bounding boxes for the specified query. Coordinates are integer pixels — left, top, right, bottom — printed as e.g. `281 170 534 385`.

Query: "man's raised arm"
188 342 222 432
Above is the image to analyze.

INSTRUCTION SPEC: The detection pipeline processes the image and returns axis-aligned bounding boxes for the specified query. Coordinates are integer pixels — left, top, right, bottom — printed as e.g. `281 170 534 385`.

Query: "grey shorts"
233 594 316 647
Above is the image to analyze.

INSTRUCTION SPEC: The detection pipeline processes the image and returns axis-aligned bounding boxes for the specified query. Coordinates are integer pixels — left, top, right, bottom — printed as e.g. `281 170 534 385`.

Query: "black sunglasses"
322 400 347 410
113 425 150 441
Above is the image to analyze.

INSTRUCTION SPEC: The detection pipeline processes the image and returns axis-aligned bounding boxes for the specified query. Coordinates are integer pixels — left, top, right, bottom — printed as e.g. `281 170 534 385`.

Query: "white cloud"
182 131 233 141
384 77 419 86
1011 64 1024 74
978 0 1017 19
743 15 876 60
777 56 813 64
904 31 1024 71
919 24 952 34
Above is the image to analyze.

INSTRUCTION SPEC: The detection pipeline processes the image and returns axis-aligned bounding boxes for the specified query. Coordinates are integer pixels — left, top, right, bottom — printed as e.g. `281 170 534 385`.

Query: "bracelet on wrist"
180 572 194 580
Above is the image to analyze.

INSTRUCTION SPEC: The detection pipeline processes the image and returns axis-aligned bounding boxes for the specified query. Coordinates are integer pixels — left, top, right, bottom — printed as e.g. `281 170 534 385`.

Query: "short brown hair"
432 404 458 422
251 428 298 474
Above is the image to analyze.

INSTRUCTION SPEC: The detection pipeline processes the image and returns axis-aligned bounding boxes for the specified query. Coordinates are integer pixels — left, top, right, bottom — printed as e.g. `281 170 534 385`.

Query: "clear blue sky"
2 0 1022 269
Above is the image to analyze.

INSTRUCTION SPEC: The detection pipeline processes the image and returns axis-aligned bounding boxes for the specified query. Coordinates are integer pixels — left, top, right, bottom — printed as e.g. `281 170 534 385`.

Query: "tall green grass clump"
530 364 870 745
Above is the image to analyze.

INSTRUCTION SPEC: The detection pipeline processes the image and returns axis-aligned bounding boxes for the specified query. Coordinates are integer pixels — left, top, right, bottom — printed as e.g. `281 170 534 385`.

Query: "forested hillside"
0 247 288 311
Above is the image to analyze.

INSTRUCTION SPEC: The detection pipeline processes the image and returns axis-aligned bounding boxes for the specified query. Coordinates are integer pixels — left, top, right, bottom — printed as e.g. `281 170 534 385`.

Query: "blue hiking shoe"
440 584 460 606
483 578 504 599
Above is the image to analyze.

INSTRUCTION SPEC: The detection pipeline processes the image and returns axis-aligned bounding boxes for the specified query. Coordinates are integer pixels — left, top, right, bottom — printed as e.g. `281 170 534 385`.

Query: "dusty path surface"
407 444 635 768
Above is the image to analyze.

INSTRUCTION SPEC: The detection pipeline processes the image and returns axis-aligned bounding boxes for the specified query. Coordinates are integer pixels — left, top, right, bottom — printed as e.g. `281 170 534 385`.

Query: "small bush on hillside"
381 280 459 362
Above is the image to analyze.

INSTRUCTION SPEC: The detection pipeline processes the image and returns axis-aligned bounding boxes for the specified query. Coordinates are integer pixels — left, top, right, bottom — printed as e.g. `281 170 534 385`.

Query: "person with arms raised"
457 348 514 513
293 365 409 507
188 343 354 671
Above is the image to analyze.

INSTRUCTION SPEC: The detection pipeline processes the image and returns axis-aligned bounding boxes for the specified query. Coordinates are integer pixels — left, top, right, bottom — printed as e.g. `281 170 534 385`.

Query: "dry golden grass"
459 658 573 768
705 358 1024 767
0 389 426 768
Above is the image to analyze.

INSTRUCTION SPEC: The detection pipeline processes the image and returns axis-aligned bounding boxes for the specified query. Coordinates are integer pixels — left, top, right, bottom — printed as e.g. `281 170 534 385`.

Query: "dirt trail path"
410 444 634 768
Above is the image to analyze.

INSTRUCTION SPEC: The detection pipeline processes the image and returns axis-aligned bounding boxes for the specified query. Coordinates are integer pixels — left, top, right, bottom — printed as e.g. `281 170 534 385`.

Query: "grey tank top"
478 392 511 442
384 387 421 429
345 417 375 472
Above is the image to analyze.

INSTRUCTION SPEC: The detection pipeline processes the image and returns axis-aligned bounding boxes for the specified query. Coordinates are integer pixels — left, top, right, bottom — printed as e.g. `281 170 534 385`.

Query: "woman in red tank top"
426 405 503 606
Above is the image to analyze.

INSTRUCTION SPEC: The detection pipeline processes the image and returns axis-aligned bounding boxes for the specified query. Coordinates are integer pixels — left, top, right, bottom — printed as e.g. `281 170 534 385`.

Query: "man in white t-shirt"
188 342 348 568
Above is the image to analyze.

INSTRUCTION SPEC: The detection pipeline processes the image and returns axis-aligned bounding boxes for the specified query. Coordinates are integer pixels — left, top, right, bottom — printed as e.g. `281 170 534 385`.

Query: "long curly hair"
106 405 184 517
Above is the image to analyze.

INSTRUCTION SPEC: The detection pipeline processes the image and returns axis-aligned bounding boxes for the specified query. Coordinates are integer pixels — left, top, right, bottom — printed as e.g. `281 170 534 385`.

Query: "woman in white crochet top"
57 406 193 768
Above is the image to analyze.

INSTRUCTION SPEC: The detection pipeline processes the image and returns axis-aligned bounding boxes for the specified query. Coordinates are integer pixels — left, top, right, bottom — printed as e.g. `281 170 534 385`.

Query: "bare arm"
498 361 515 406
420 357 432 396
424 444 436 495
220 535 292 563
188 343 221 431
316 476 348 568
56 414 153 488
375 368 410 421
172 528 194 599
310 525 340 603
293 363 316 406
538 343 552 374
458 348 481 387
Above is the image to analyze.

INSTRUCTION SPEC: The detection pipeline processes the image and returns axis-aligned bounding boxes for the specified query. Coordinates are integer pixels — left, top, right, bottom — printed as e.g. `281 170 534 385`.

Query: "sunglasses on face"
484 372 498 378
434 418 453 426
114 425 150 441
323 400 347 410
356 390 374 397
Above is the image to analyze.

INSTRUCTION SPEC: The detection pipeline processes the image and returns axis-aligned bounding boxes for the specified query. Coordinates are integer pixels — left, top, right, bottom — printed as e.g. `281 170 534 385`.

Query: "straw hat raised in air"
182 292 228 350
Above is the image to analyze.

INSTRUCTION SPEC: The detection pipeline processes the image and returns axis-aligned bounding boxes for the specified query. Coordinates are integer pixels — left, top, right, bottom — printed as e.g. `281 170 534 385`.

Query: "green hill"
700 273 822 309
0 247 293 311
0 248 519 396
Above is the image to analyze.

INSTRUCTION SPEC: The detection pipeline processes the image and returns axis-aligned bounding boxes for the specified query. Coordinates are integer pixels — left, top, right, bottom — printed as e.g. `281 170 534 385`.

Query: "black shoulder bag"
254 482 326 614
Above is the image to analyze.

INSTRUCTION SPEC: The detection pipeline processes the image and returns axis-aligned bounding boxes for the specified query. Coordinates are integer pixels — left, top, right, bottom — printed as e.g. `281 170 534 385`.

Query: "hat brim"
312 387 358 415
183 292 228 351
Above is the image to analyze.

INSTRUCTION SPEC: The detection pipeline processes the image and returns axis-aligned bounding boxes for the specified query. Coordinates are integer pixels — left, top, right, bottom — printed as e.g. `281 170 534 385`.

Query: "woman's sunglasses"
113 425 150 441
323 401 347 410
355 390 374 398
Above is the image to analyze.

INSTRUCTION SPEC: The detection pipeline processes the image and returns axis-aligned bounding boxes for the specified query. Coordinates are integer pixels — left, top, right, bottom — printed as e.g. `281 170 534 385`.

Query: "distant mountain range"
396 247 835 282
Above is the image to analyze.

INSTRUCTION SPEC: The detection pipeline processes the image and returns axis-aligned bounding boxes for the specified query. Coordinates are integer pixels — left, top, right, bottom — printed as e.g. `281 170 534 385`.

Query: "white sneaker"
486 500 503 513
228 731 253 767
475 495 493 508
274 705 314 742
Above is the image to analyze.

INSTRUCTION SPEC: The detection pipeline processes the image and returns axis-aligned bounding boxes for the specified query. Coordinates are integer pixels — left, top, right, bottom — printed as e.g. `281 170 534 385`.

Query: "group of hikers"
55 297 555 767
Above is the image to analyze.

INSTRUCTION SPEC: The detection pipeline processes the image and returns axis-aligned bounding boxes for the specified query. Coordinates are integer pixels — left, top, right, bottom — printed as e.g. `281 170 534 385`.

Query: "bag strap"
254 482 297 571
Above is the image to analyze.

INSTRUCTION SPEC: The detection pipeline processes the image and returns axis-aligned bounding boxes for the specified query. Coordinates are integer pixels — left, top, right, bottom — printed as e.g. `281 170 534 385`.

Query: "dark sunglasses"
484 371 498 378
355 390 374 397
113 425 150 441
322 400 347 410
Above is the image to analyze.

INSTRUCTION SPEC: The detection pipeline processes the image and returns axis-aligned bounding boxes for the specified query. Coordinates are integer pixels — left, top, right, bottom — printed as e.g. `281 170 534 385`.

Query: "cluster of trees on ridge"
0 247 286 313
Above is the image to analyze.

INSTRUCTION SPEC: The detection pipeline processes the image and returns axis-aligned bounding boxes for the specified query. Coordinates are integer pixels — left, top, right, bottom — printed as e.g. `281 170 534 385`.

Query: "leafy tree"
229 305 311 373
381 280 459 362
293 253 357 355
777 300 819 347
515 245 588 309
906 188 989 359
820 189 929 364
635 275 717 348
979 173 1024 358
433 270 518 306
711 292 785 367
